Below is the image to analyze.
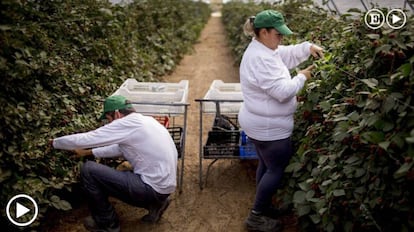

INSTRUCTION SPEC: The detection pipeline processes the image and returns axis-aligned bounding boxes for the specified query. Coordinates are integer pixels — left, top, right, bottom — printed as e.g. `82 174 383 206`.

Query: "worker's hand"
72 149 93 158
310 44 324 59
298 65 315 80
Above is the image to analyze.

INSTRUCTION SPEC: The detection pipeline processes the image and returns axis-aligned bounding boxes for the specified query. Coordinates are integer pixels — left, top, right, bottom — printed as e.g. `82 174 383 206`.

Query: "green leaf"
354 168 365 178
293 190 307 204
285 162 302 173
50 195 60 202
296 204 311 217
361 131 385 143
78 86 86 94
99 8 113 16
306 190 315 200
366 99 380 110
394 162 414 179
366 34 380 40
15 59 30 67
319 207 328 215
347 8 362 13
366 114 380 127
382 96 395 113
406 137 414 143
319 101 331 112
394 39 407 50
327 222 335 232
333 116 348 122
361 78 378 89
310 214 321 224
393 135 406 148
322 179 332 186
333 131 349 142
51 196 72 211
348 112 360 121
39 176 49 184
375 44 391 54
333 189 345 197
345 156 360 164
378 141 391 150
364 58 374 68
398 63 412 77
58 199 72 211
0 25 12 31
0 169 12 183
298 182 310 191
318 156 329 165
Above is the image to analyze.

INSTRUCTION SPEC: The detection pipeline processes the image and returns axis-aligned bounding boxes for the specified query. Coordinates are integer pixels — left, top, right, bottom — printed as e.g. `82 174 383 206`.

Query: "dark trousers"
80 161 169 227
250 137 293 213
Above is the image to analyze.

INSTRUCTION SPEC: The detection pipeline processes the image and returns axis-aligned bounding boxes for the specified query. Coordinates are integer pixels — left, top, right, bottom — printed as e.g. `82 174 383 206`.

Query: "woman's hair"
243 16 272 38
243 16 256 37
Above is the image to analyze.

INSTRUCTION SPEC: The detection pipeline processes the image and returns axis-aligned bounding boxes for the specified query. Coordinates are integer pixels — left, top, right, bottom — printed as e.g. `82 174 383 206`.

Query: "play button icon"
16 202 30 218
6 194 38 227
391 14 402 24
386 9 407 29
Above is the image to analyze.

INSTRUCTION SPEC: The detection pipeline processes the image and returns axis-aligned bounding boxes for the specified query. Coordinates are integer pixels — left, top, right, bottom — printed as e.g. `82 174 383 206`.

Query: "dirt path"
47 13 297 232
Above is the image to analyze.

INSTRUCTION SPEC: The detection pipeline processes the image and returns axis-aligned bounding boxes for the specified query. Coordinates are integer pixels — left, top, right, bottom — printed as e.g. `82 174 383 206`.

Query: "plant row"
0 0 210 227
222 1 413 231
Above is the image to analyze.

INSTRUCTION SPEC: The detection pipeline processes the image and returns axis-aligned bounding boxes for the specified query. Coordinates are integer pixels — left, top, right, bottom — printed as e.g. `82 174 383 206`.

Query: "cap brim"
276 24 293 35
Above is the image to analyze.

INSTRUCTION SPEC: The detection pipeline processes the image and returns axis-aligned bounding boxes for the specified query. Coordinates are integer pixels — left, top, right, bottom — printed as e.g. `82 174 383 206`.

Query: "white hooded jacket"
238 38 312 141
53 113 178 194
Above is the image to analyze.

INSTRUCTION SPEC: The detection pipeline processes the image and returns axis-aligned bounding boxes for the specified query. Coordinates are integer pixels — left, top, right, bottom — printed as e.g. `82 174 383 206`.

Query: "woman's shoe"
245 211 283 232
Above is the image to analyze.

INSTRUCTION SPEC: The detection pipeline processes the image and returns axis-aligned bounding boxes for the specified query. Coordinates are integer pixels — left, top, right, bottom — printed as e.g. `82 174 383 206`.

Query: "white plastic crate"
209 80 241 92
116 78 189 93
202 88 243 114
111 79 189 115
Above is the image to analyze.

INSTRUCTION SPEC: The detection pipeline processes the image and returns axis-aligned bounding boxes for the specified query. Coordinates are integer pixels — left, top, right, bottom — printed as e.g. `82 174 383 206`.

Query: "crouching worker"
50 95 178 232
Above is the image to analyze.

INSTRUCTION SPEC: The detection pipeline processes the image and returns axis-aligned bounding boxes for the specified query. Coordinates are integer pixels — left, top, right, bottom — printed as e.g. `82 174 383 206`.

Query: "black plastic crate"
203 130 240 157
212 114 239 131
168 127 183 159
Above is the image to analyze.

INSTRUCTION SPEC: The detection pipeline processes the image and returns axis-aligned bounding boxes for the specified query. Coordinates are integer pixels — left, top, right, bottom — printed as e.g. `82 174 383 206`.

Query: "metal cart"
112 78 189 193
195 80 257 190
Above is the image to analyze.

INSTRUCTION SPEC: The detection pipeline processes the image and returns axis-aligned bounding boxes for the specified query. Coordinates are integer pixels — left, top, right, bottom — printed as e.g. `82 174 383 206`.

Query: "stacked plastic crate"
201 80 257 159
112 78 189 116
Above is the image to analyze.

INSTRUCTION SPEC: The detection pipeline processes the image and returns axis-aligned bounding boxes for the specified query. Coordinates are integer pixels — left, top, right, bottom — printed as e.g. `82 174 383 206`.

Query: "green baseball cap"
254 10 293 35
100 95 133 120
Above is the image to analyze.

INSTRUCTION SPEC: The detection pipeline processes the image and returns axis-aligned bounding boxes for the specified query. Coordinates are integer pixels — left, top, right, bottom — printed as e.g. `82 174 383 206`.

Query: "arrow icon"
386 9 407 30
16 202 30 218
392 14 401 24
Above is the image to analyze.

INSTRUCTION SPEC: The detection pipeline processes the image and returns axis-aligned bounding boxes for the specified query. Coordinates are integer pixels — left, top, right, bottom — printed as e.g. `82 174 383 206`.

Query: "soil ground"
44 13 298 232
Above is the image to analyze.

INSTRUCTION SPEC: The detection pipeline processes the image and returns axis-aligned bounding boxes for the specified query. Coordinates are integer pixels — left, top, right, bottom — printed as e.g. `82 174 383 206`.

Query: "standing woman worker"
239 10 323 232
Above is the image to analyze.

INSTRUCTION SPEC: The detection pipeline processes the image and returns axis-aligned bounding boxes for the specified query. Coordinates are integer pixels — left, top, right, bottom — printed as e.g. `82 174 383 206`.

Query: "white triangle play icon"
16 202 30 218
392 14 401 24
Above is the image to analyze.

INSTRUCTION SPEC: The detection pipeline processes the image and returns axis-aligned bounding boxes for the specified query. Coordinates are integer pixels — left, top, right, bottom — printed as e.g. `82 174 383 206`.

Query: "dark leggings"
250 137 293 213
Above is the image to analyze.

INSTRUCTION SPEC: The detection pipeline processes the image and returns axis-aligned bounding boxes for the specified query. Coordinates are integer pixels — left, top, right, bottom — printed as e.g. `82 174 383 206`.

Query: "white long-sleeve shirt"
53 113 178 194
238 38 312 141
